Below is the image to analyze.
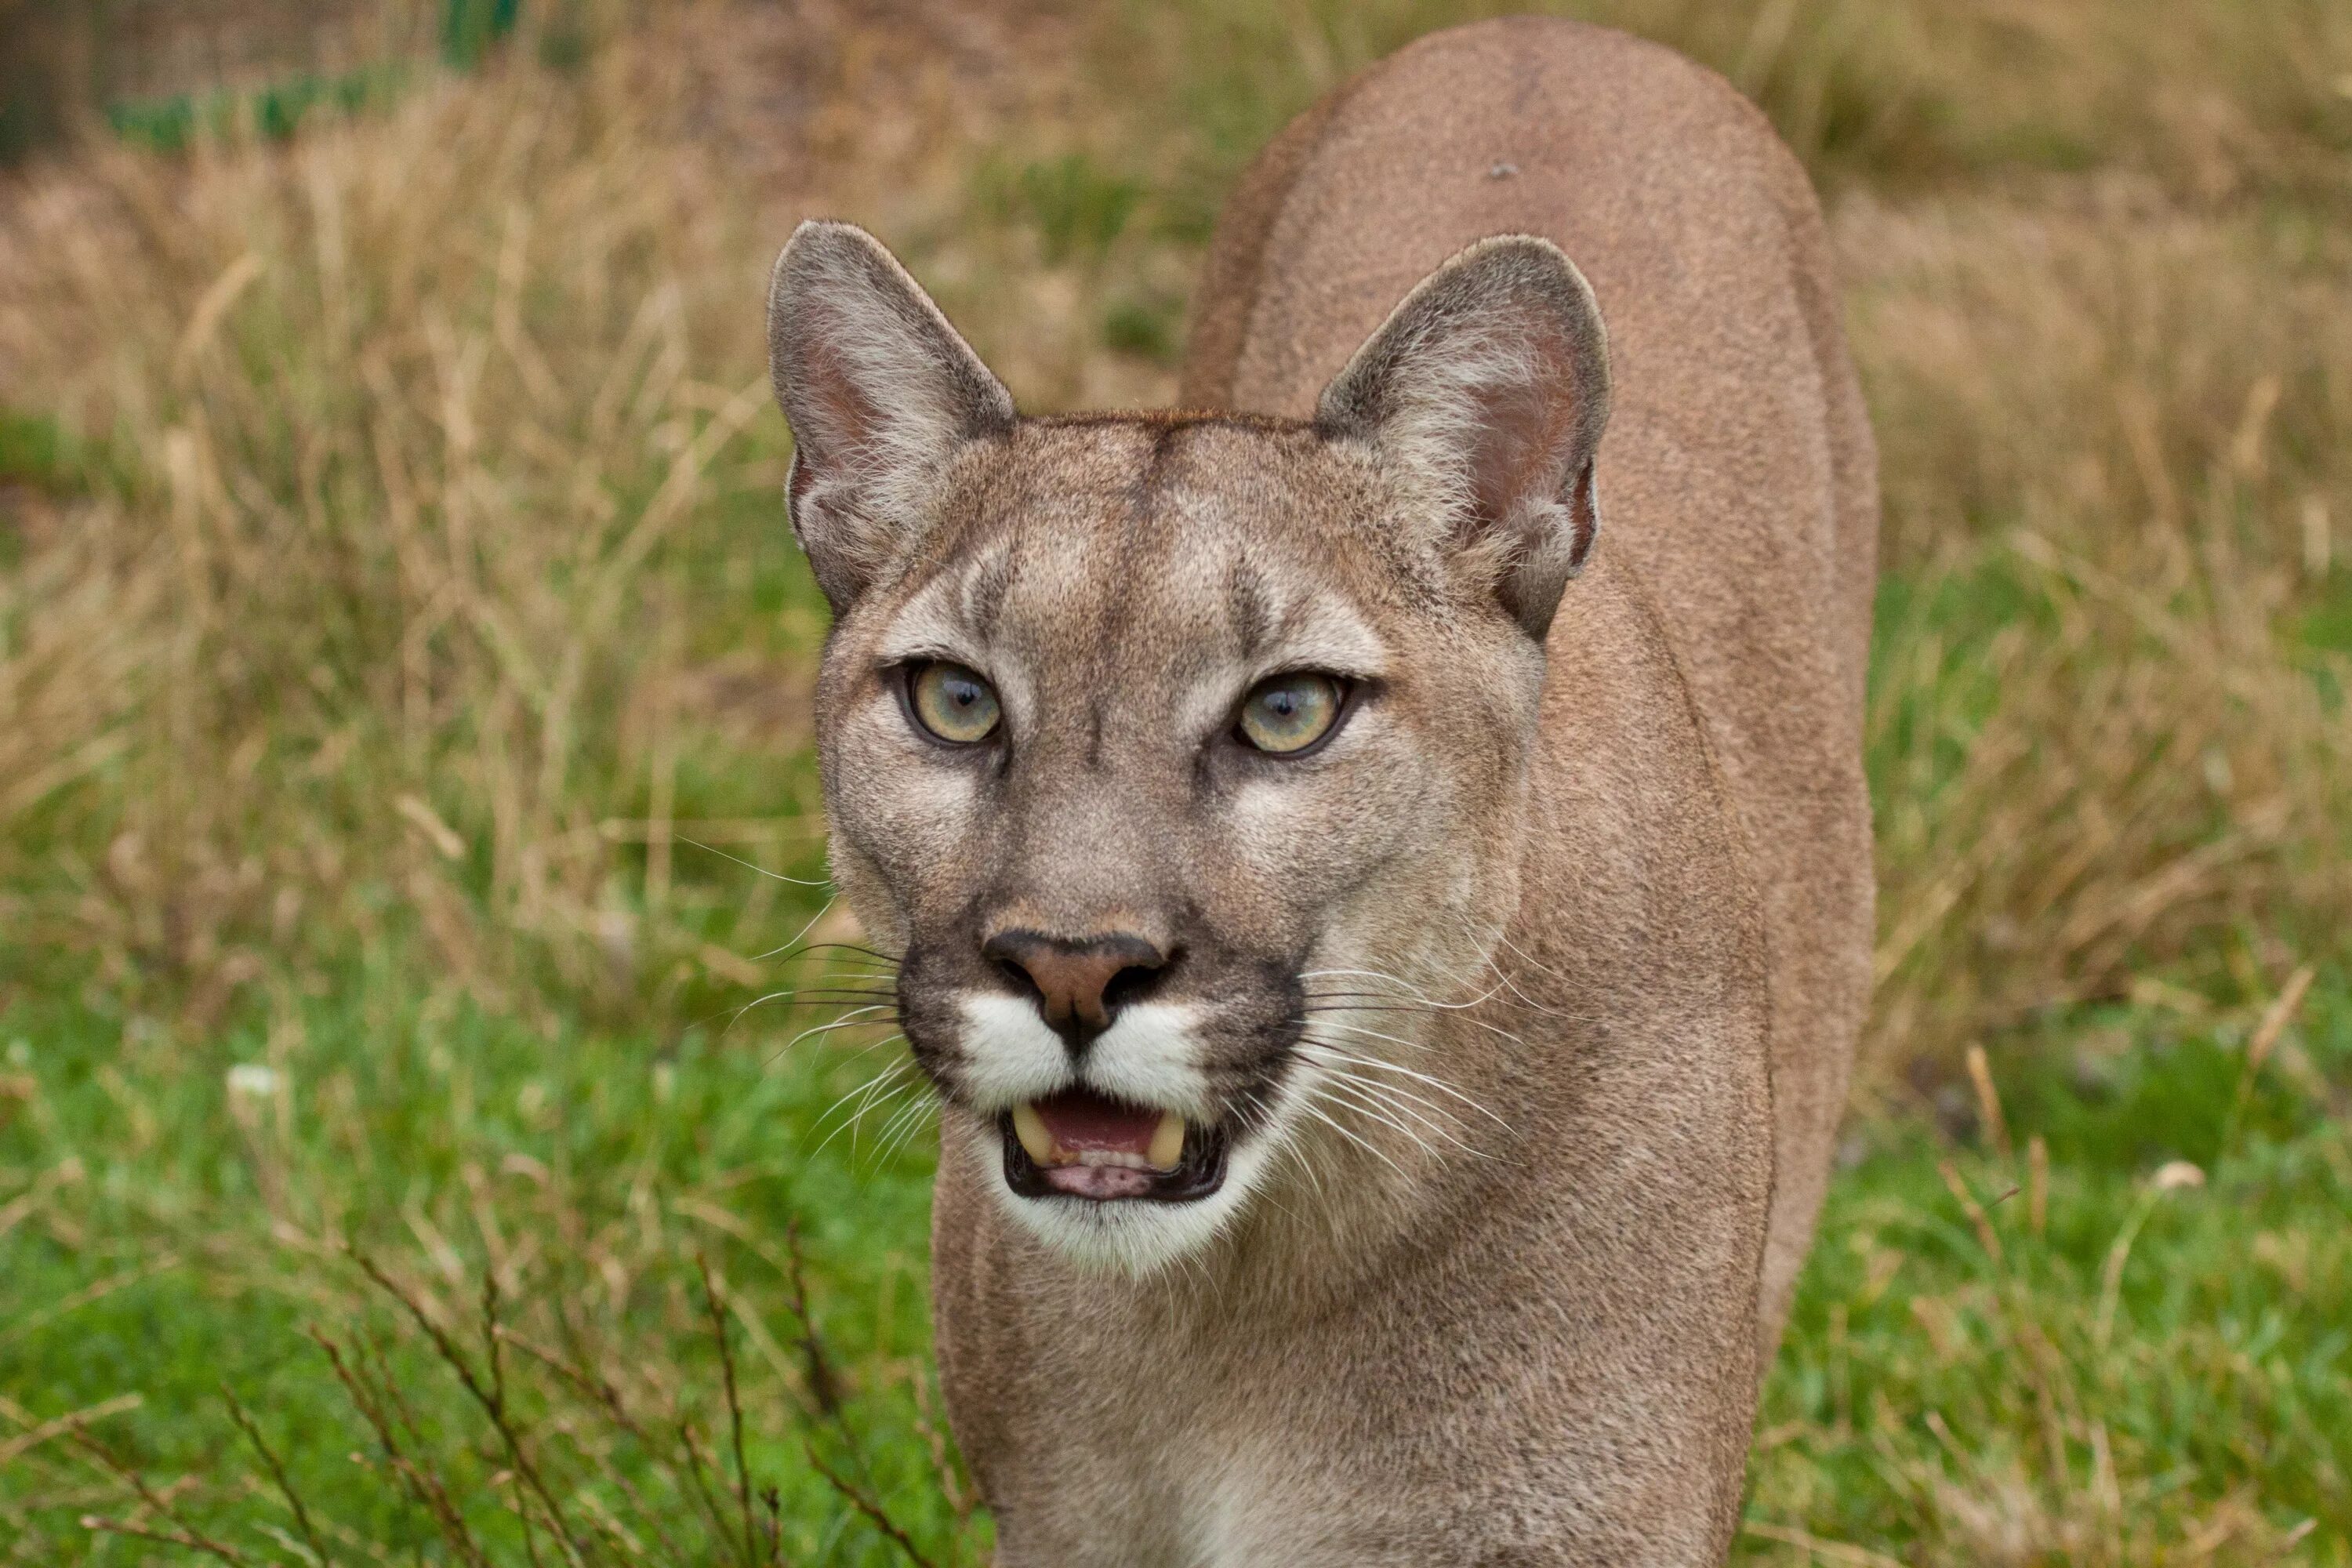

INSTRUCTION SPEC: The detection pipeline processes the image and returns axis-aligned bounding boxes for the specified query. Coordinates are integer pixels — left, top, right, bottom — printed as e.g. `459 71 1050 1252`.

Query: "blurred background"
0 1 2347 1562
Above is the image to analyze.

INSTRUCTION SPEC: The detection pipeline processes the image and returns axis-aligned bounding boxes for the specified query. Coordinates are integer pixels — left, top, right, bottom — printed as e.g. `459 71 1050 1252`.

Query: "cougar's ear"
768 220 1016 612
1316 236 1611 642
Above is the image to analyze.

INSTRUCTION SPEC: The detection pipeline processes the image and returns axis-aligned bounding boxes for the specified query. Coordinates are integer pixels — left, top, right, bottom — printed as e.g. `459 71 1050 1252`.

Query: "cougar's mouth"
1000 1087 1229 1203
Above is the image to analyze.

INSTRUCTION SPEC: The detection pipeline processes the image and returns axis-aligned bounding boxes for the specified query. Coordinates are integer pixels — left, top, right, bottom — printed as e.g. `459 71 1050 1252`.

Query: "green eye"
908 662 1001 744
1237 673 1344 755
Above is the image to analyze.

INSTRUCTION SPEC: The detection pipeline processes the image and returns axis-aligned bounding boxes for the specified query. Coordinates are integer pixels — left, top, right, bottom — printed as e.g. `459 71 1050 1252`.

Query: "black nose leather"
982 930 1169 1050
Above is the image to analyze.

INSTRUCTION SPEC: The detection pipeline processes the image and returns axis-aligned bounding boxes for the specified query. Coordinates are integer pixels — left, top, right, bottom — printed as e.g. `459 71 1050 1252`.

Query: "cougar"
765 17 1874 1564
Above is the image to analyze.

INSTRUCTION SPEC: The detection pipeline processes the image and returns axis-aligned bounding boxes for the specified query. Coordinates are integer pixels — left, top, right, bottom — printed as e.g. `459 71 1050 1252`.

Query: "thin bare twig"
308 1327 490 1568
0 1394 141 1468
781 1221 844 1423
78 1514 252 1565
804 1442 939 1568
761 1485 785 1567
677 1420 739 1557
222 1384 333 1566
68 1425 253 1566
350 1250 588 1566
699 1254 762 1568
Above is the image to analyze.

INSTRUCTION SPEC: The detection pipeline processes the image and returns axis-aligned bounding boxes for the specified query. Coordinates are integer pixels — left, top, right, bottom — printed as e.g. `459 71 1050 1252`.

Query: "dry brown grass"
1849 194 2352 1074
1118 0 2352 207
0 2 1162 1030
1 17 794 1022
2 0 2347 1072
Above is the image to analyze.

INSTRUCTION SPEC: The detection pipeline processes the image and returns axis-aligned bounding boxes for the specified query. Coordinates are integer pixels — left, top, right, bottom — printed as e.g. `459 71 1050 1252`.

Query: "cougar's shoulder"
1181 13 1878 1361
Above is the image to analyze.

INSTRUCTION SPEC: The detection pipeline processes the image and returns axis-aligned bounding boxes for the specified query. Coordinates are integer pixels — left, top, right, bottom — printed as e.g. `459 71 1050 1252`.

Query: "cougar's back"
1183 16 1877 1351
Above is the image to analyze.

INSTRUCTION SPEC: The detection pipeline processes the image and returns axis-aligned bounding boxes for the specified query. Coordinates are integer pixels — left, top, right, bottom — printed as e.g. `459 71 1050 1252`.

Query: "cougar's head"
768 222 1609 1271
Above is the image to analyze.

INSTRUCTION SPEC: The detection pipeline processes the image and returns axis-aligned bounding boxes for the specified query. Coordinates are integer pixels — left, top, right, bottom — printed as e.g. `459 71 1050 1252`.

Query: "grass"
2 0 2350 1560
0 948 969 1563
2 947 2343 1562
1750 982 2352 1563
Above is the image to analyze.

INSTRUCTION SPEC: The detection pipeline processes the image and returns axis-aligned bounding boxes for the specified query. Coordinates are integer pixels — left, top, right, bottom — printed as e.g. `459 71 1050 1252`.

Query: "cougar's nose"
982 929 1169 1052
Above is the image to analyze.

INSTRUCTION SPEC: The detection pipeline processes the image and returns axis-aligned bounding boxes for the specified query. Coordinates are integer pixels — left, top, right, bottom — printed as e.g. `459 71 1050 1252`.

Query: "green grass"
4 940 2347 1561
0 937 971 1563
103 67 415 156
1751 985 2352 1562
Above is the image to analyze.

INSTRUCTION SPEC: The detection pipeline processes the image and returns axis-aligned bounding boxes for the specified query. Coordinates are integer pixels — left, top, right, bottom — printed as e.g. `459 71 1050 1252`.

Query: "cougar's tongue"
1031 1089 1162 1155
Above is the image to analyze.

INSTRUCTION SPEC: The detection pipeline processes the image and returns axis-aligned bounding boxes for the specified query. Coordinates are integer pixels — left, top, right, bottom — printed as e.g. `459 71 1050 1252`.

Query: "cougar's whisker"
1298 1066 1426 1156
810 1053 917 1160
727 977 897 1029
1299 1030 1517 1120
1312 1075 1468 1157
1272 1120 1331 1209
1454 920 1588 1021
788 942 906 969
1304 1056 1478 1143
1298 966 1513 1010
738 984 902 1004
1295 1098 1414 1181
1297 1037 1508 1130
880 1098 940 1166
746 895 844 962
847 1080 920 1161
1301 996 1534 1050
768 1017 906 1072
869 1088 940 1169
1240 1086 1333 1210
776 1005 898 1052
741 995 904 1016
681 836 834 887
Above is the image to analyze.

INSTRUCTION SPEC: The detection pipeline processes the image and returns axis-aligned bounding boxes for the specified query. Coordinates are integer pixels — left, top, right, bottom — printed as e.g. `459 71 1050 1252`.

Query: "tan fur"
765 19 1871 1564
1185 15 1878 1360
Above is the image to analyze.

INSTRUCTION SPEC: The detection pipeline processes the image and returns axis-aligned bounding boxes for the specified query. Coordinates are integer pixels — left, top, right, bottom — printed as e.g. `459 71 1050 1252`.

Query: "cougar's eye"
1236 673 1344 755
907 662 1001 744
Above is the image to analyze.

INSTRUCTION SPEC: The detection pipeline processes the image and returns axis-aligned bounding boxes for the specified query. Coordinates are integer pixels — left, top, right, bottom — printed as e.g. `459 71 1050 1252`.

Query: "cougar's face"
768 223 1607 1270
815 420 1542 1268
